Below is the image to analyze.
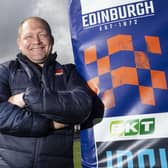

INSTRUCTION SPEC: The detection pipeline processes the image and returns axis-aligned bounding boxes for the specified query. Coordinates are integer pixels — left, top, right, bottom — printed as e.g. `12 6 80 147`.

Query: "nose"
33 35 41 44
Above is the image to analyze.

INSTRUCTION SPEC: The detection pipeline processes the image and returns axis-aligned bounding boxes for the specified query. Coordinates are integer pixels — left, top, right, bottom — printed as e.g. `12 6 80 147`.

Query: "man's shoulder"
0 59 17 66
55 61 76 72
0 60 11 71
0 60 16 81
63 63 76 69
0 59 18 73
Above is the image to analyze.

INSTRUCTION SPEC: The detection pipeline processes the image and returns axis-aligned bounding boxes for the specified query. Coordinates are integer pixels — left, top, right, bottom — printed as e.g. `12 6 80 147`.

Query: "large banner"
69 0 168 167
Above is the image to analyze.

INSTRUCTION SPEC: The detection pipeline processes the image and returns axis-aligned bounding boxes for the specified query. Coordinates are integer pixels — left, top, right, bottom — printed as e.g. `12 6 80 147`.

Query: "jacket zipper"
33 138 40 168
33 75 43 168
41 72 47 114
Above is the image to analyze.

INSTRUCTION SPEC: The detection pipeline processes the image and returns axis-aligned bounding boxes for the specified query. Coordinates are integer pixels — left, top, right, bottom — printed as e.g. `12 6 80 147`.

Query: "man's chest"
9 68 67 95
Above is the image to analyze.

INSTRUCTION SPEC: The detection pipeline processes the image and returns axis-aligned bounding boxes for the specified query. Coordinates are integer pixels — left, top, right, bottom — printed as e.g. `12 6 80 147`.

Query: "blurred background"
0 0 74 64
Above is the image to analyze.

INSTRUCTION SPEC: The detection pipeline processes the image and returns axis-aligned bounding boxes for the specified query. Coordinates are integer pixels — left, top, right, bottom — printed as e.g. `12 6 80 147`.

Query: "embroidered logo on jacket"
55 69 64 75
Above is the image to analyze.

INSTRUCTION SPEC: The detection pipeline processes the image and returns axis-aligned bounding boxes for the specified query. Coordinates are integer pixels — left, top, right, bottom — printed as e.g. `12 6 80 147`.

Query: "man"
0 16 93 168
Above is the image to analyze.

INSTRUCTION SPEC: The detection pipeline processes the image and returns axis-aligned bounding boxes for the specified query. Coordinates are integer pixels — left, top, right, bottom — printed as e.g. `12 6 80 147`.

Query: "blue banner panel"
97 138 168 168
69 0 168 167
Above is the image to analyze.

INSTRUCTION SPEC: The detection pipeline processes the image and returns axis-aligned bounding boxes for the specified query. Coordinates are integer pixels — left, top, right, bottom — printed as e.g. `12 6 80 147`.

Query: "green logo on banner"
110 118 155 137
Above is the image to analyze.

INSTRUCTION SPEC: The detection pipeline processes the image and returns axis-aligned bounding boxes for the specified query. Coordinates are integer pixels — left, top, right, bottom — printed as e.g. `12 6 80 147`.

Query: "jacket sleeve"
24 64 93 125
0 63 51 137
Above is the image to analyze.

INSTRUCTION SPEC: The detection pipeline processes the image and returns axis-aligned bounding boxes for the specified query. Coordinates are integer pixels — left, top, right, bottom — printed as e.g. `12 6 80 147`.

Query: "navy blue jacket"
0 53 92 168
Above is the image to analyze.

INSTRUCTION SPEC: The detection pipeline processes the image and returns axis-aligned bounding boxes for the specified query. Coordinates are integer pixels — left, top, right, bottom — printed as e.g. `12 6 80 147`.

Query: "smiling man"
0 17 94 168
17 17 54 65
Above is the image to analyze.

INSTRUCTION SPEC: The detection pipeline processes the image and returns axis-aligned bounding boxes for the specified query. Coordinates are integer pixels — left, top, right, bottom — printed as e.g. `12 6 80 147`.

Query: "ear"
51 35 54 45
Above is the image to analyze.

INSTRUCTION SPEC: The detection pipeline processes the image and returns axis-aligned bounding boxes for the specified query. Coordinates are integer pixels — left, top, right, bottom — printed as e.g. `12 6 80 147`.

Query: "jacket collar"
16 52 57 67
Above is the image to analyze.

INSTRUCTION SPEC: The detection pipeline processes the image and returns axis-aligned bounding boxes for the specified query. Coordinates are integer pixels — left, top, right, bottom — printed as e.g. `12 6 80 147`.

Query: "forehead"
19 19 49 36
23 19 47 31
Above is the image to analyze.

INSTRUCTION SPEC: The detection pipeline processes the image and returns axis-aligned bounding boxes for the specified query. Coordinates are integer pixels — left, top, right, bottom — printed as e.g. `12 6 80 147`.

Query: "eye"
24 35 33 40
39 33 49 38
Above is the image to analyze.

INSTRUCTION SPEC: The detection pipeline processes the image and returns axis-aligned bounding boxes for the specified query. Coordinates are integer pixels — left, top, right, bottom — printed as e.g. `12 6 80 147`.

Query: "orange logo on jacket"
55 69 64 75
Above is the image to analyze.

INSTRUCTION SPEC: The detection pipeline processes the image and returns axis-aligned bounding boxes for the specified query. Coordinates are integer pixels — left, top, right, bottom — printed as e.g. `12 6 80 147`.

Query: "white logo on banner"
80 0 146 14
80 0 155 30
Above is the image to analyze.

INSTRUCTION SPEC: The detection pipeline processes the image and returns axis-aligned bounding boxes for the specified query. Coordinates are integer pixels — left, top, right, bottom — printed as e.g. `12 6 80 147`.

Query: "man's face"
17 19 53 65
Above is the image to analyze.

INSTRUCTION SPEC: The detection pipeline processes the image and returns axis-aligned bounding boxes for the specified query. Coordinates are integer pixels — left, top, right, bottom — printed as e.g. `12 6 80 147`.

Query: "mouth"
32 46 44 49
31 47 45 52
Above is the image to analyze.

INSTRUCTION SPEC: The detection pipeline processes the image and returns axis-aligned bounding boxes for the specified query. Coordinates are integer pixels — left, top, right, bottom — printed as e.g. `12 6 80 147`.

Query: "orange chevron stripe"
107 34 134 55
111 67 138 88
139 86 155 106
102 89 115 109
151 70 167 89
84 35 166 108
145 36 161 54
87 77 99 94
84 45 97 64
134 51 150 69
97 56 110 75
